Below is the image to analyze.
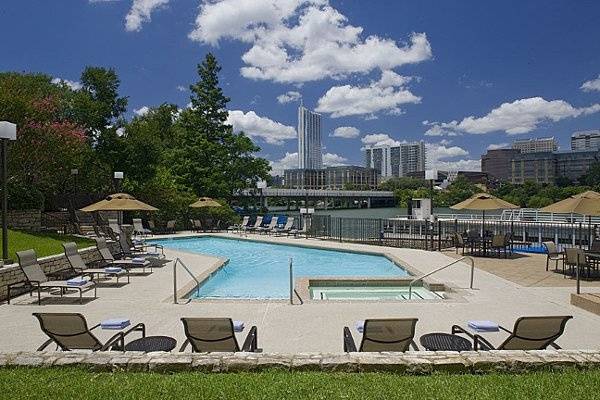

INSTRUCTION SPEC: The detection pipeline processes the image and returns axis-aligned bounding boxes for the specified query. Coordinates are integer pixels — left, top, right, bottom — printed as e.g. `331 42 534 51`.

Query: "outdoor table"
419 332 472 351
124 336 177 352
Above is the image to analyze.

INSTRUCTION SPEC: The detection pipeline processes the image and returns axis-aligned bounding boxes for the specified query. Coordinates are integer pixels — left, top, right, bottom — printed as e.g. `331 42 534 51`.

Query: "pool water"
155 237 410 299
310 286 443 300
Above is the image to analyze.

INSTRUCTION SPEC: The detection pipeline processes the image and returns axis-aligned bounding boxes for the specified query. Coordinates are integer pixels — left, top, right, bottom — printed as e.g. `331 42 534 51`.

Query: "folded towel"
131 257 145 264
104 267 123 274
67 277 89 286
101 318 130 330
355 320 365 333
232 320 245 332
468 320 499 332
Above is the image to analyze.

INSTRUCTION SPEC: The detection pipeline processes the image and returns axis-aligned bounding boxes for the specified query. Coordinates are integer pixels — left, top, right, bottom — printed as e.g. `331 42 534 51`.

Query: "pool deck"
2 231 600 353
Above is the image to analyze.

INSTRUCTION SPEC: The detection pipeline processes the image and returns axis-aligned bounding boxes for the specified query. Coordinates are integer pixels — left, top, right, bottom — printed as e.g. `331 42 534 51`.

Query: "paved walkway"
1 232 600 353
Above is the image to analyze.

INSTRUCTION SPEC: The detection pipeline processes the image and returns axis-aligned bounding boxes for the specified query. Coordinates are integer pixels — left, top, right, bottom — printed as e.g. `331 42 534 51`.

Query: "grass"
0 229 94 261
2 368 600 399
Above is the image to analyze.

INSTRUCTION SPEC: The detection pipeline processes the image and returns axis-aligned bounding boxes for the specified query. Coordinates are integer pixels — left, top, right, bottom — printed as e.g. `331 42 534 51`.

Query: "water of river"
268 207 501 219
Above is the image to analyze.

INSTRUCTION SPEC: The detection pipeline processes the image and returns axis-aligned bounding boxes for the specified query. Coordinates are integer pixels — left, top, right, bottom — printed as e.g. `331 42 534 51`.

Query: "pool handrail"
407 256 474 299
173 258 202 304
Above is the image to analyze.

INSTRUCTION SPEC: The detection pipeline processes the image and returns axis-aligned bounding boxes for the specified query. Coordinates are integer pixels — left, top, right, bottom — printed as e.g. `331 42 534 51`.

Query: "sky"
1 0 600 176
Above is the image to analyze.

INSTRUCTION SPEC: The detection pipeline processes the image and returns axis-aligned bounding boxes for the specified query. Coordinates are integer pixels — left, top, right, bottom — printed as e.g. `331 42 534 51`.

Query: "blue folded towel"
101 318 130 330
104 267 123 274
468 320 499 332
233 320 244 332
131 257 145 264
355 320 365 333
67 277 88 286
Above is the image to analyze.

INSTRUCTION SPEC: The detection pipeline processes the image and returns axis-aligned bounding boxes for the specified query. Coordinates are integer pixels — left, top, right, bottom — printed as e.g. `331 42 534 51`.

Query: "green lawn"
2 368 600 399
0 229 94 262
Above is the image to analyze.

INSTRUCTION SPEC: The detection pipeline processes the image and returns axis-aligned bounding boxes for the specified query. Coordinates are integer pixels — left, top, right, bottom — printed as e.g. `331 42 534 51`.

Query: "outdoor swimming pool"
155 237 410 299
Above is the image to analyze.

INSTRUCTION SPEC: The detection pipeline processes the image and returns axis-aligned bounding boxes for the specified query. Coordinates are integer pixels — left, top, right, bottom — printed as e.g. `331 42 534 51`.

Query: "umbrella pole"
482 210 486 256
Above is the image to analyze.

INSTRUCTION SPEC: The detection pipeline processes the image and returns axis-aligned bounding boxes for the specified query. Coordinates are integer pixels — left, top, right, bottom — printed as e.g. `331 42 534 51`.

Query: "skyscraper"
298 104 323 169
364 141 425 177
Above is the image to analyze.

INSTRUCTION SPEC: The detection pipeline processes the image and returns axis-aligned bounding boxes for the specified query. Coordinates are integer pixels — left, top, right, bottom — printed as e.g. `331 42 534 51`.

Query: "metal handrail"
173 257 201 304
408 256 475 299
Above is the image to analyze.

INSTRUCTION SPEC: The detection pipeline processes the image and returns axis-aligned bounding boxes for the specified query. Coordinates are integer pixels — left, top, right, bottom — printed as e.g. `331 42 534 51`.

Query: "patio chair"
8 250 96 305
589 241 600 253
274 217 295 236
179 318 258 352
564 248 592 277
132 218 151 237
166 220 176 233
490 234 509 258
543 241 564 271
245 216 263 233
343 318 419 352
33 313 145 351
452 315 572 350
148 219 157 234
63 242 129 284
257 217 278 235
453 233 466 255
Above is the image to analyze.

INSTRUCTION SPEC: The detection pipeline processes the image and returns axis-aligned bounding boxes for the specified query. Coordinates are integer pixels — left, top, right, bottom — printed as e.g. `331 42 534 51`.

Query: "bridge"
234 188 396 209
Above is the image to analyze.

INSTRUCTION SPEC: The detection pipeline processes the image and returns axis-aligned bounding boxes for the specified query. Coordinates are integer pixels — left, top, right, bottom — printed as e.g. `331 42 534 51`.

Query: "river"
268 207 501 219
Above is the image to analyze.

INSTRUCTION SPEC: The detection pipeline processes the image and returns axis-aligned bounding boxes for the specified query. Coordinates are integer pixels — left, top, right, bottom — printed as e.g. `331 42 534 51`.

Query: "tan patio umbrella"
80 193 158 212
451 193 519 239
540 192 600 215
189 197 222 208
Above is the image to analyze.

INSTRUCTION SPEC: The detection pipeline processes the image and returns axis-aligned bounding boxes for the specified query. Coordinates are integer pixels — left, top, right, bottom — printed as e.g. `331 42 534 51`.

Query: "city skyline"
2 1 599 175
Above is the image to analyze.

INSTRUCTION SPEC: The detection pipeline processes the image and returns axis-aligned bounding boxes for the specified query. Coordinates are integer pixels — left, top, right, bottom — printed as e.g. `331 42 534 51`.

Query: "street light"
70 168 79 194
0 121 17 263
113 171 123 192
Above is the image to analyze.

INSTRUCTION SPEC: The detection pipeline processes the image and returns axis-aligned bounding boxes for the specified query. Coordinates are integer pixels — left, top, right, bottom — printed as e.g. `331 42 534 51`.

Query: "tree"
169 53 269 199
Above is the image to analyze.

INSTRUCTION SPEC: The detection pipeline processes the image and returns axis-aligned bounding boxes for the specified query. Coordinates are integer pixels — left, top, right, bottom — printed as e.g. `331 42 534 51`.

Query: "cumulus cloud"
277 91 302 104
227 110 296 145
316 71 420 118
189 0 432 84
176 85 188 92
360 133 403 147
331 126 360 138
269 151 347 175
133 106 150 116
581 75 600 92
425 142 480 172
425 97 600 136
487 143 509 150
125 0 169 32
322 152 347 166
51 77 83 91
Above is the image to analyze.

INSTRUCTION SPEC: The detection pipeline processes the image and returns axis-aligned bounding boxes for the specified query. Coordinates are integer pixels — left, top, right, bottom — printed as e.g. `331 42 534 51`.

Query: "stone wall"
0 241 121 301
1 350 600 373
4 209 41 231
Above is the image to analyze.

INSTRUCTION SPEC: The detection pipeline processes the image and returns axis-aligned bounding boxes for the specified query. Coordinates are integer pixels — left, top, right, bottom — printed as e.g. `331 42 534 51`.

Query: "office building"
571 130 600 150
481 149 520 182
284 166 380 190
512 137 558 153
298 105 323 169
364 141 425 178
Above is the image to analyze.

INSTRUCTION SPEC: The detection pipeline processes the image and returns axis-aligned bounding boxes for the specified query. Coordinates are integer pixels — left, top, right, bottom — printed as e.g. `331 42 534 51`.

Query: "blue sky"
1 0 600 175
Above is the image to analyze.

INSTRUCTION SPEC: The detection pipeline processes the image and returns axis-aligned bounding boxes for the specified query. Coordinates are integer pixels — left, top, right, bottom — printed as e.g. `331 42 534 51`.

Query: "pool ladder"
407 256 475 299
172 258 201 304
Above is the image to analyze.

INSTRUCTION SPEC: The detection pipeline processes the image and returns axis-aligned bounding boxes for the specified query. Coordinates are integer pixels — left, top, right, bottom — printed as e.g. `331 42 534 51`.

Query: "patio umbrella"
189 197 222 208
80 193 158 212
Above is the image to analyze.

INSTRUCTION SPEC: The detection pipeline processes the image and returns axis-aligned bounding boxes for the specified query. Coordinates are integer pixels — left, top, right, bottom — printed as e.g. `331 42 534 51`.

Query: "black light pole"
113 171 124 224
0 122 16 264
71 168 79 194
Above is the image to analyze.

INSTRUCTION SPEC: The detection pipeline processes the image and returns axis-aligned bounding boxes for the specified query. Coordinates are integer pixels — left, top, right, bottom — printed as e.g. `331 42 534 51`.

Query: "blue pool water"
155 237 410 299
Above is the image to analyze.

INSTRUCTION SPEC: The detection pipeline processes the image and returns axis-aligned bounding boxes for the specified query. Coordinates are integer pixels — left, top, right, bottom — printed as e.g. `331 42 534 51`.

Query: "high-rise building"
284 166 380 190
364 141 425 178
571 130 600 150
481 148 521 182
297 105 322 169
512 137 558 153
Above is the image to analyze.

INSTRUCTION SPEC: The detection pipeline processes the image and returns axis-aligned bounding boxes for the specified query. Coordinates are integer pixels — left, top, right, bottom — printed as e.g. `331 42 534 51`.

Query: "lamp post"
0 122 17 263
113 171 123 192
70 168 79 194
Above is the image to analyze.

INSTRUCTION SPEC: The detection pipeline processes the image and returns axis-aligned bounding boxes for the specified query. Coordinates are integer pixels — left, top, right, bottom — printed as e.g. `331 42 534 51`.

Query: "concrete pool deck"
1 231 600 353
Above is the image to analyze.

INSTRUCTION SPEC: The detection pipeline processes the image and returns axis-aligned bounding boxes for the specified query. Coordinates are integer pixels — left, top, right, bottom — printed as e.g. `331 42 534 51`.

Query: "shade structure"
540 193 600 216
450 193 519 211
190 197 222 208
80 193 158 212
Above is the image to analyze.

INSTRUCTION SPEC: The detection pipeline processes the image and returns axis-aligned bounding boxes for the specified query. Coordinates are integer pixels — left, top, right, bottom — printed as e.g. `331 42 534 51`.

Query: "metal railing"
172 257 201 304
408 256 475 299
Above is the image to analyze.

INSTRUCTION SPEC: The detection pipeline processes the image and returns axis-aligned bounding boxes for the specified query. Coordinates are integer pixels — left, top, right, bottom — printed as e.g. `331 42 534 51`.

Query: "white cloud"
277 91 302 104
189 0 432 84
316 71 420 118
435 159 481 172
51 77 83 91
133 106 150 116
125 0 169 32
322 152 347 166
360 133 403 147
227 110 296 145
425 142 480 172
331 126 360 138
487 143 509 150
581 75 600 92
269 150 347 175
176 85 187 92
426 97 600 136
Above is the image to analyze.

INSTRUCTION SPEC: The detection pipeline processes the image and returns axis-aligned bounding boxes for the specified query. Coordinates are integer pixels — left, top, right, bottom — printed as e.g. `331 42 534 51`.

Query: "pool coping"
157 233 463 303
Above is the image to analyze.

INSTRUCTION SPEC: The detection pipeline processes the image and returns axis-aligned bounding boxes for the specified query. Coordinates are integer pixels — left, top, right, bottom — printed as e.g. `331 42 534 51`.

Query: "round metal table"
124 336 177 352
420 332 472 351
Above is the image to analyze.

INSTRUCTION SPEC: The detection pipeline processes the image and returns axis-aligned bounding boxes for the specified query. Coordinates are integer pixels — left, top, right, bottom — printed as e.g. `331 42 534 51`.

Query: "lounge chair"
245 216 263 233
63 242 129 284
543 241 564 271
257 217 278 235
273 217 294 236
228 216 249 232
166 220 176 233
452 315 572 350
33 313 145 351
8 250 96 305
108 218 120 236
179 318 258 352
343 318 419 352
92 237 154 273
148 219 157 234
123 230 164 257
132 218 152 237
288 224 307 238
